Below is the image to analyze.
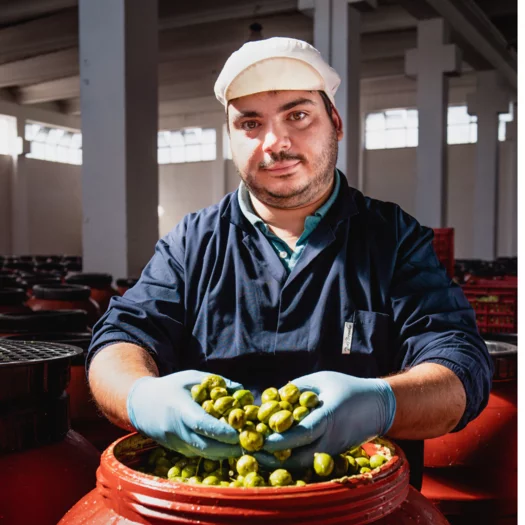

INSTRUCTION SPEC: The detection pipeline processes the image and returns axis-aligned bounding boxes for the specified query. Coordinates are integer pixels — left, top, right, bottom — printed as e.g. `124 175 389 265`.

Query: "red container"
422 340 517 523
60 434 449 525
462 277 517 333
432 228 454 279
116 277 139 295
27 283 101 326
0 288 31 314
65 272 120 314
0 340 100 525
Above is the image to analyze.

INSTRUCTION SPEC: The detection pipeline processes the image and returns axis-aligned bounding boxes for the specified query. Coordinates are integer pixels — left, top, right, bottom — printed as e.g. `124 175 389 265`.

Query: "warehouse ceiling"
0 0 517 117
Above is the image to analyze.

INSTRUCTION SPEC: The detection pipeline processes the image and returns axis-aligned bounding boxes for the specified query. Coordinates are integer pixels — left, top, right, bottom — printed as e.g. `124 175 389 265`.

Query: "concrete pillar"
311 0 376 188
79 0 158 279
504 103 517 256
467 71 512 260
11 118 29 255
405 18 461 228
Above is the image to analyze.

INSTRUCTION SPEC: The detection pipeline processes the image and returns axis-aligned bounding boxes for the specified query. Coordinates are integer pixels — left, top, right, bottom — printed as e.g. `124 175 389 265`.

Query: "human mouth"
264 161 301 175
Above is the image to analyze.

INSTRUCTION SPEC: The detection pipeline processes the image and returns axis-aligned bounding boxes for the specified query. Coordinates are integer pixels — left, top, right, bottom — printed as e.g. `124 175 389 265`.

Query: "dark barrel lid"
18 275 61 288
35 262 65 273
0 275 20 288
18 255 34 262
3 261 34 273
62 261 82 272
0 339 82 367
0 310 89 334
65 272 113 288
0 288 27 305
116 277 139 288
33 283 91 301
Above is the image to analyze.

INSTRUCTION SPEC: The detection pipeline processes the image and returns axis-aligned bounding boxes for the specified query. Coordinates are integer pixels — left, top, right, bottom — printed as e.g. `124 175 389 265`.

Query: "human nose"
262 122 291 155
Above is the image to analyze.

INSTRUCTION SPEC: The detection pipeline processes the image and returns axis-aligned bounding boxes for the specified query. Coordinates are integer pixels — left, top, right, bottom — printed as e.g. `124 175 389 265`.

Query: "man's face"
227 90 344 209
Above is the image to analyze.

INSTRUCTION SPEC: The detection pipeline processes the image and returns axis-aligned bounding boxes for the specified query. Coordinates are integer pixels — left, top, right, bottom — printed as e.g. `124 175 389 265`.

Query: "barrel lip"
0 309 89 333
65 273 113 288
95 433 409 524
33 283 91 301
0 288 27 304
0 339 83 368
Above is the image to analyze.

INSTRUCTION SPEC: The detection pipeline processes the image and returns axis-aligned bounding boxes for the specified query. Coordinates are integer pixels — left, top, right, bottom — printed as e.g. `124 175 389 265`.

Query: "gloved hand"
127 369 243 459
256 371 396 469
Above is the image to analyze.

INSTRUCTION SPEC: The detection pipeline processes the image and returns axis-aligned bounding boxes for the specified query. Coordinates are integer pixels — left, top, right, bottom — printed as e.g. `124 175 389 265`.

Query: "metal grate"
0 340 82 365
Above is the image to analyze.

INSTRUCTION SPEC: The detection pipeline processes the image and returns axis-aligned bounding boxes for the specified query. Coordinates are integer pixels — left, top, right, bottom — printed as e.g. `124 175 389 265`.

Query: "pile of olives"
191 374 320 461
138 444 389 488
131 375 393 488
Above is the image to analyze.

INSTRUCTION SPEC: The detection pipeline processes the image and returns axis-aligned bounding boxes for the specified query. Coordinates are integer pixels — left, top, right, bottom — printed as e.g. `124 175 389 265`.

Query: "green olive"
279 400 294 412
211 467 230 480
169 476 185 482
299 391 319 409
268 410 294 433
256 422 271 438
313 453 334 477
355 457 370 469
279 383 301 404
333 454 349 477
360 467 372 474
181 466 197 479
269 469 293 487
210 387 229 401
296 480 307 487
230 480 243 487
214 396 237 415
370 454 387 469
244 405 260 421
243 472 266 487
292 406 309 423
239 429 264 452
274 449 292 462
261 387 280 404
228 408 247 430
237 475 245 484
346 455 359 475
147 447 166 466
153 465 170 477
203 459 219 473
202 399 220 418
202 375 227 391
174 458 189 469
242 421 255 431
233 389 255 407
155 457 172 469
188 476 203 484
236 455 259 476
191 384 209 403
257 401 281 424
220 481 231 487
348 446 367 459
202 475 220 486
187 457 199 465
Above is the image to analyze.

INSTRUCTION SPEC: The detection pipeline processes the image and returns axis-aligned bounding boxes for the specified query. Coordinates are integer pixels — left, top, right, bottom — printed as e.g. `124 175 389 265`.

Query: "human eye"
241 120 260 131
289 111 307 121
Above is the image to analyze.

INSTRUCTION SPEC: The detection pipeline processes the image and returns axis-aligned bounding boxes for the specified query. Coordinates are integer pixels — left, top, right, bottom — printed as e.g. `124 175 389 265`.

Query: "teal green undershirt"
238 169 341 273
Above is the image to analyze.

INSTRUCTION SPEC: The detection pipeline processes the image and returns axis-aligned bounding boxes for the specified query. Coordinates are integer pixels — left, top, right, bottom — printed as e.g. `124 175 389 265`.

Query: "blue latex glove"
256 371 396 469
127 370 243 459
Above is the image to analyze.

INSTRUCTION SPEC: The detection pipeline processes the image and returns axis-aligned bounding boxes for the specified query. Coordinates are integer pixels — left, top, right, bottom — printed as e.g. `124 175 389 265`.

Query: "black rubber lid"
63 262 82 272
33 284 91 301
0 288 27 305
0 310 89 334
65 272 113 288
18 275 61 287
35 262 65 272
18 255 34 262
0 275 20 288
3 261 34 272
116 277 139 288
62 255 82 263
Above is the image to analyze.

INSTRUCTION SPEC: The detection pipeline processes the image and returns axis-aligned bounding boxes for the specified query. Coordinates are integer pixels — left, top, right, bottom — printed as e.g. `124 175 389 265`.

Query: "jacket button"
279 251 288 259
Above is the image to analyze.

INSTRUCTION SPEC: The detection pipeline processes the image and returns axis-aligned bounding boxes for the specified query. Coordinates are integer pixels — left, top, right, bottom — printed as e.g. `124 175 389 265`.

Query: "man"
88 37 492 488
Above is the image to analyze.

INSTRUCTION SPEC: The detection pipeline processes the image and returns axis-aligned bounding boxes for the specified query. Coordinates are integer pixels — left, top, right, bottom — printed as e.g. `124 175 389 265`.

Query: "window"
25 123 82 165
364 106 513 150
0 114 17 156
158 127 216 164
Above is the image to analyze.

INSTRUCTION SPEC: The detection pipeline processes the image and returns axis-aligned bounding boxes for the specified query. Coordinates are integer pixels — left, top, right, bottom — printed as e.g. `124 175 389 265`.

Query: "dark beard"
235 128 339 210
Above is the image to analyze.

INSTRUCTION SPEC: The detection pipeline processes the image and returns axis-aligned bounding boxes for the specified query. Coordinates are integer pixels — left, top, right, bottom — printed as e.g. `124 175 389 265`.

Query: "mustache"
259 151 306 170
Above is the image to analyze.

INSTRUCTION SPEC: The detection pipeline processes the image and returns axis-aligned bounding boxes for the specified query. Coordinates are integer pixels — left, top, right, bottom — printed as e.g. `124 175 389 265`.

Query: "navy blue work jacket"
89 177 492 434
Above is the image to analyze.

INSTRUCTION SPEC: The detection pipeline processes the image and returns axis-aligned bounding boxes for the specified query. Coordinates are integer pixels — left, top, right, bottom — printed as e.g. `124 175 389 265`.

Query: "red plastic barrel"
65 272 120 314
422 340 517 523
27 283 101 326
60 434 449 525
0 340 100 525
